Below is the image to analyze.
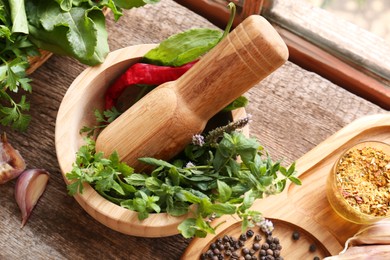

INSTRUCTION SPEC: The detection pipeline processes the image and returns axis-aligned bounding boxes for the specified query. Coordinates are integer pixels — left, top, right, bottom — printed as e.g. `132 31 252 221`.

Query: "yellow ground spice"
336 146 390 217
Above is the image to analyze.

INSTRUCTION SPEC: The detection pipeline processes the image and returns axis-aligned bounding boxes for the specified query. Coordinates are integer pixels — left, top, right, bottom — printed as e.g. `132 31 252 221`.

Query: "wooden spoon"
95 15 289 171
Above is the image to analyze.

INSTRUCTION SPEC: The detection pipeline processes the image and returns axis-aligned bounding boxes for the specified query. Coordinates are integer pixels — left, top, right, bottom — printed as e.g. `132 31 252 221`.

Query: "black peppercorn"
251 256 257 260
266 249 273 256
238 240 245 247
242 247 250 255
269 243 277 250
246 229 255 237
266 236 273 244
260 249 266 256
261 243 270 250
240 234 248 241
292 231 300 240
213 248 220 255
273 250 280 257
309 244 317 252
253 243 260 251
313 257 320 260
210 243 217 250
254 234 262 242
245 254 252 260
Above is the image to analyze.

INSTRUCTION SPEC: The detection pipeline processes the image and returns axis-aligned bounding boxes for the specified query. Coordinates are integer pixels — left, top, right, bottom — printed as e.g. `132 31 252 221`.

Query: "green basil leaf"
9 0 28 33
217 180 232 203
124 173 147 186
178 218 197 238
142 28 222 66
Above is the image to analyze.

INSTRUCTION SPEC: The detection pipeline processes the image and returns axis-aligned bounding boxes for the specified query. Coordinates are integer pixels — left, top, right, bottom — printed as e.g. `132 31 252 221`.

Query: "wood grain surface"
0 0 387 259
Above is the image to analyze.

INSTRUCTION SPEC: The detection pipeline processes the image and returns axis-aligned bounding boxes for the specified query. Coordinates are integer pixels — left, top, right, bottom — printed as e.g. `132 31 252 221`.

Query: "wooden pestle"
95 15 289 171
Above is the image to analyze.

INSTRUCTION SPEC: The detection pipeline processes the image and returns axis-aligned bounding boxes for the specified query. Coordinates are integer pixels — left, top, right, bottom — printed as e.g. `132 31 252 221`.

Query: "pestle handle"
175 15 288 120
96 15 288 170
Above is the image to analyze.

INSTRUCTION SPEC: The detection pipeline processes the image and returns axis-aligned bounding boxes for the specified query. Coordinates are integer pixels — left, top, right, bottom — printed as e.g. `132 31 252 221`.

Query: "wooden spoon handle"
96 15 288 170
175 15 288 119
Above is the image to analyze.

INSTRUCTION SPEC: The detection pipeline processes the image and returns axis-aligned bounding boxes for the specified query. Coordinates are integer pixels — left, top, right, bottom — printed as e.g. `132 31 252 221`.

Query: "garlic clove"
15 169 50 227
0 133 26 184
344 221 390 248
324 245 390 260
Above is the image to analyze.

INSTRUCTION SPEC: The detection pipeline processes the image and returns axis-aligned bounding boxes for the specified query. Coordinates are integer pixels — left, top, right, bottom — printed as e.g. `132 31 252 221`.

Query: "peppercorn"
245 254 252 260
210 243 217 250
266 249 273 256
269 243 277 250
213 248 220 255
254 234 262 242
275 257 283 260
260 249 266 256
232 252 239 259
253 243 260 251
273 250 280 257
246 229 255 237
238 240 245 247
242 248 250 255
273 237 279 244
266 236 273 244
240 234 248 241
251 256 257 260
309 244 317 252
292 231 300 240
212 256 218 260
313 257 320 260
276 244 282 250
261 243 270 250
217 243 224 250
223 235 230 242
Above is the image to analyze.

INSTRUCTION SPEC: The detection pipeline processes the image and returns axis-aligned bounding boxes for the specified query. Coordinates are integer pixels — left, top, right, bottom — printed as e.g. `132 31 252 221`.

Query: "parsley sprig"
66 117 300 238
0 1 38 131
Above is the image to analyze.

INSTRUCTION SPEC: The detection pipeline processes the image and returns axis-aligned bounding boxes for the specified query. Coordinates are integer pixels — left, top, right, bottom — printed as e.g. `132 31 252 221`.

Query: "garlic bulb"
15 169 50 227
0 133 26 184
324 221 390 259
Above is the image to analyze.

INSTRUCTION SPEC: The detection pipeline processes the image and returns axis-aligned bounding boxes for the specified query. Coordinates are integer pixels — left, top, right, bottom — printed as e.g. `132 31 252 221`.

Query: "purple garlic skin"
15 169 50 227
0 133 26 184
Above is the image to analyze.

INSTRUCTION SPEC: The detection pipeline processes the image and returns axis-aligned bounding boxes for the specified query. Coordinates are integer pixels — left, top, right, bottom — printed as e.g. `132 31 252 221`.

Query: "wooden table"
0 0 387 259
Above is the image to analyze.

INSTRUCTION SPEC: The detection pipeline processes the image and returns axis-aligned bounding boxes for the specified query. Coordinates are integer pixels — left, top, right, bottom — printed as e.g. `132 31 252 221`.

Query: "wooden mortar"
96 15 288 170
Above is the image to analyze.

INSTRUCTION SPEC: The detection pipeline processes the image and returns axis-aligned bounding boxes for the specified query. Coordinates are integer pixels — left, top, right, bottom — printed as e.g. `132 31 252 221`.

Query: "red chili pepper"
104 60 199 110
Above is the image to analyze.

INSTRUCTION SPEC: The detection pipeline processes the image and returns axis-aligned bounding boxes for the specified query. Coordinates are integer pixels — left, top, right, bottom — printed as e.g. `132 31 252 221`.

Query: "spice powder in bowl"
326 141 390 224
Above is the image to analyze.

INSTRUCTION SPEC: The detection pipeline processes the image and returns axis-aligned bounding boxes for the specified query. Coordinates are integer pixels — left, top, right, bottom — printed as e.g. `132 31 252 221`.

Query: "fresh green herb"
0 0 37 130
80 107 121 137
142 2 236 66
66 117 300 238
0 0 160 130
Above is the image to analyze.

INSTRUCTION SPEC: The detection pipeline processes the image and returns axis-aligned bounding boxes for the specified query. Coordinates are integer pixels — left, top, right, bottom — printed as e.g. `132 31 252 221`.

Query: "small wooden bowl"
55 45 248 237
